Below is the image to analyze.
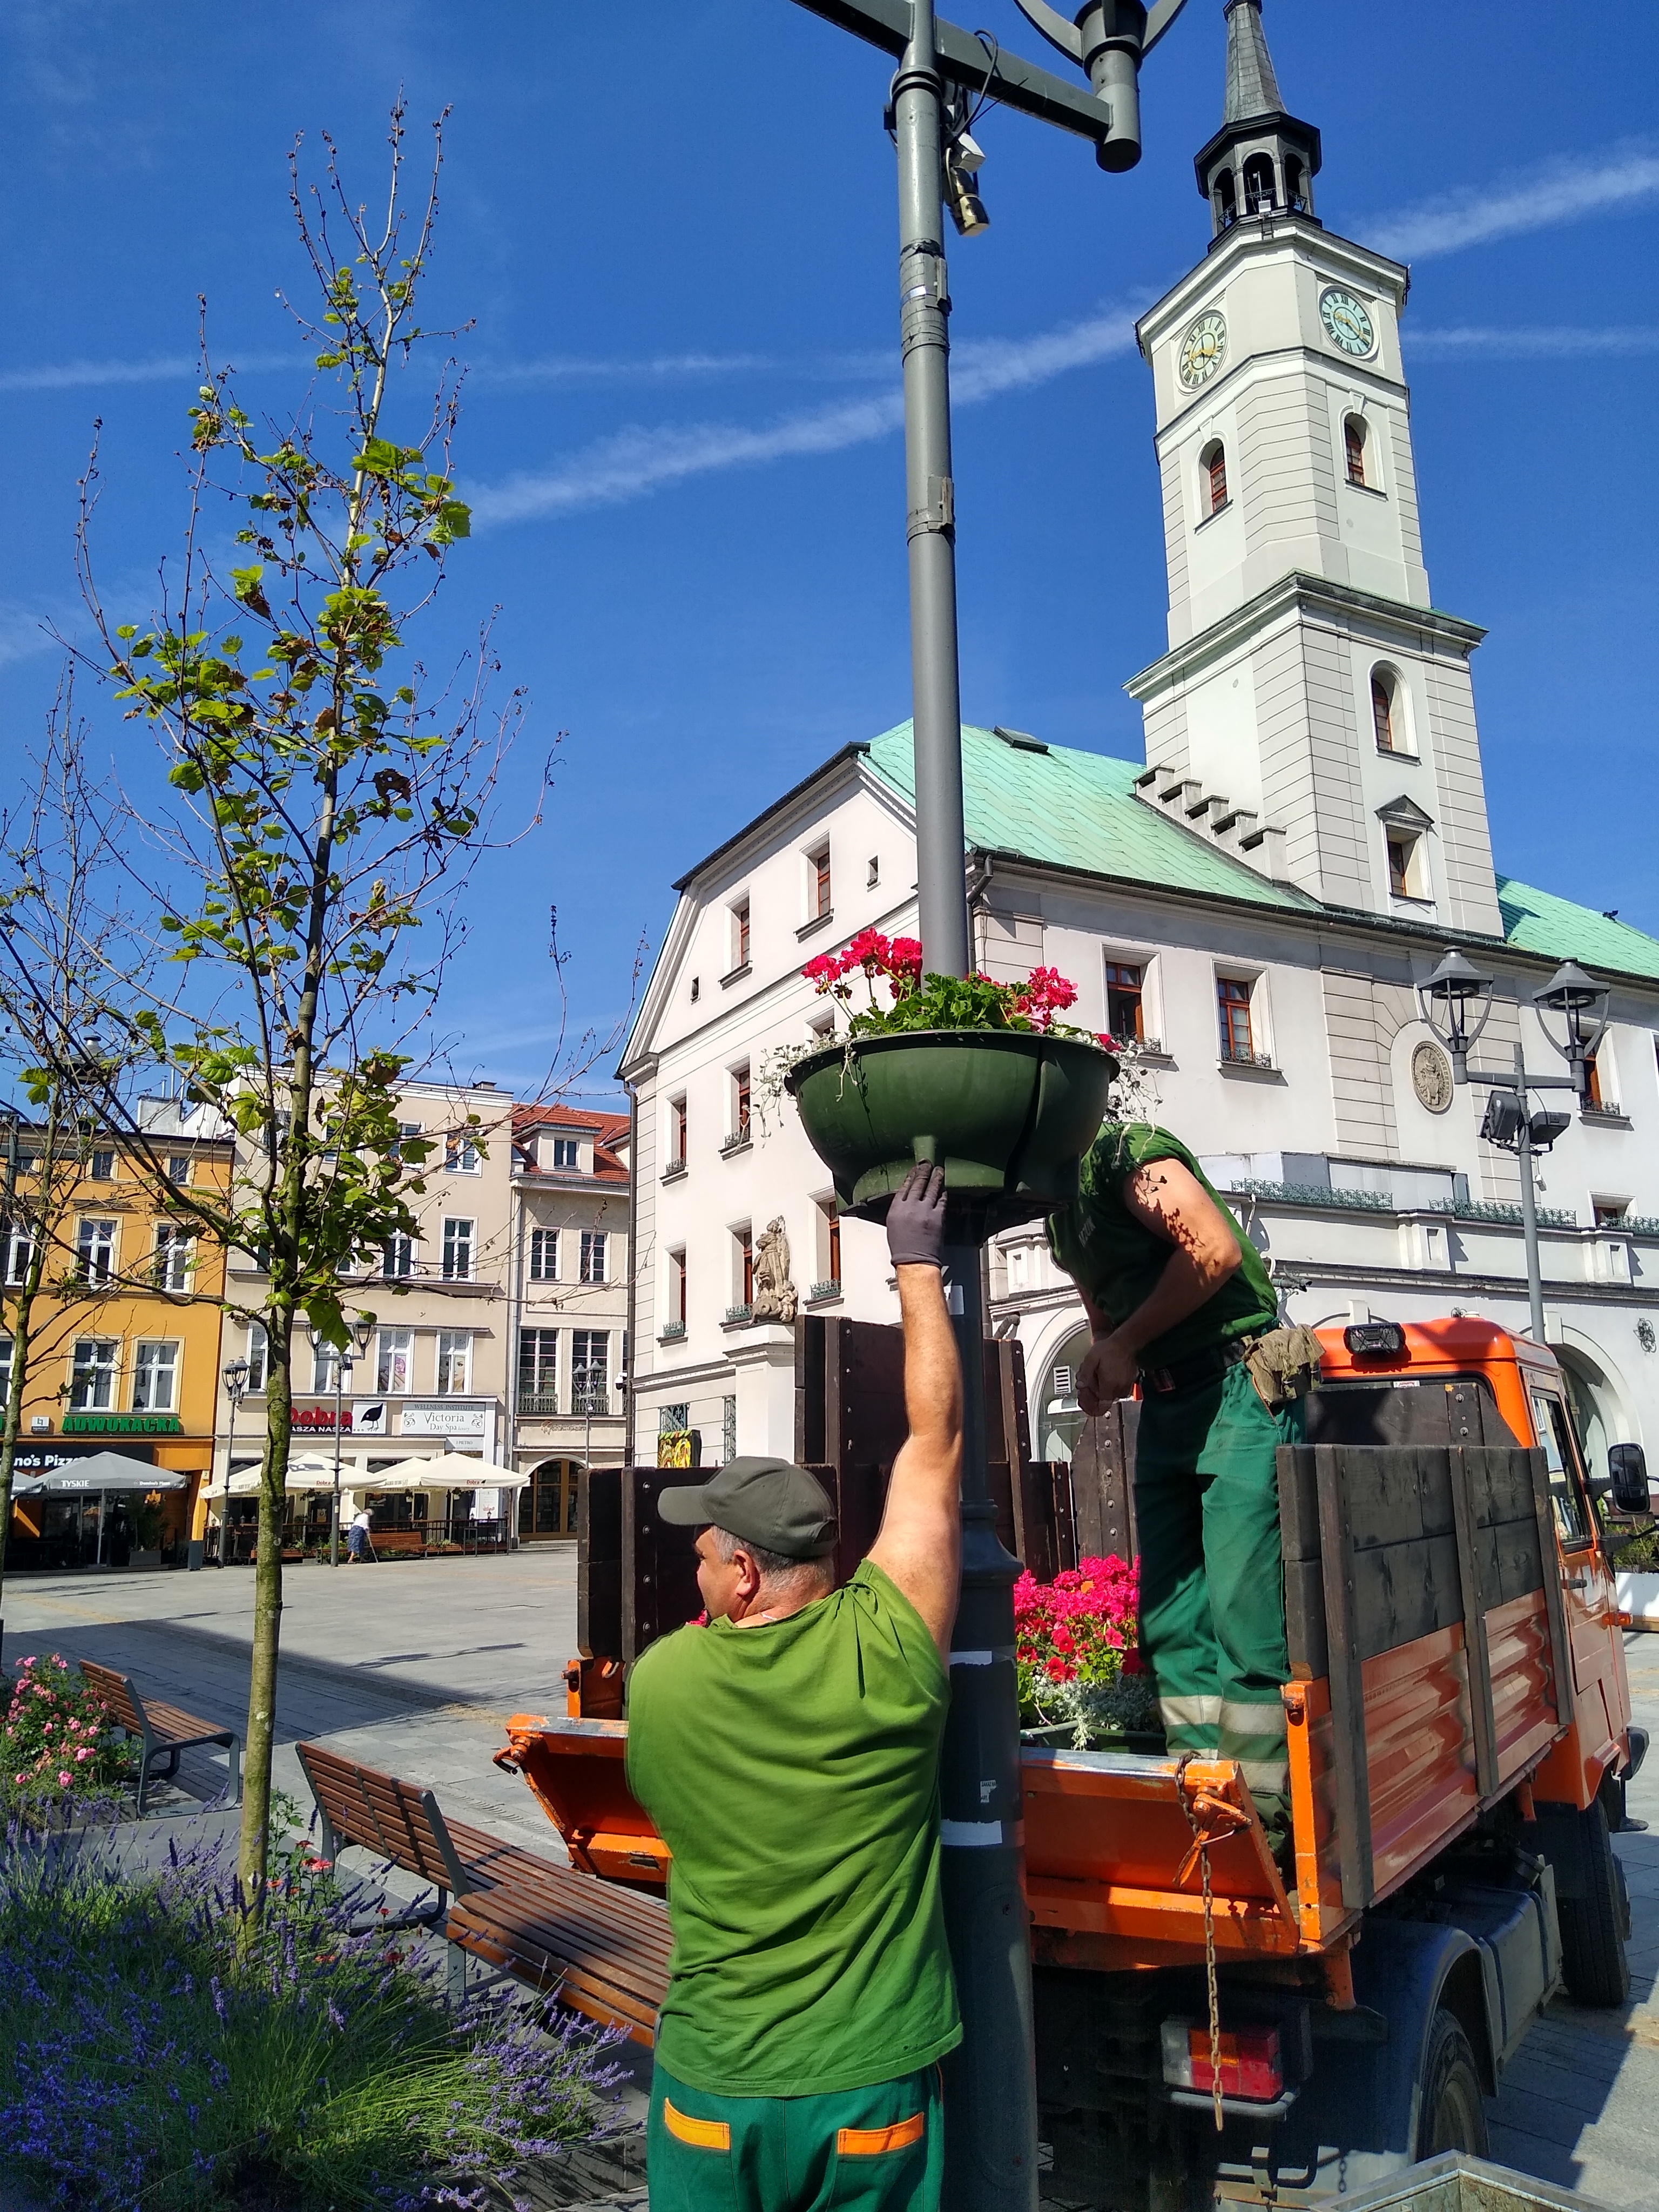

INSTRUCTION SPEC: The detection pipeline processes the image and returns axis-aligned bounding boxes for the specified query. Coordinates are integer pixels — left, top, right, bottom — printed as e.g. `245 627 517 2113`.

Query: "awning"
14 1451 191 1496
353 1450 530 1492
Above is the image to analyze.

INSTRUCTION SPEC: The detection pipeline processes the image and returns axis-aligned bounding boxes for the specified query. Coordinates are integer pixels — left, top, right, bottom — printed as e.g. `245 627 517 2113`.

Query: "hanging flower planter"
784 932 1116 1225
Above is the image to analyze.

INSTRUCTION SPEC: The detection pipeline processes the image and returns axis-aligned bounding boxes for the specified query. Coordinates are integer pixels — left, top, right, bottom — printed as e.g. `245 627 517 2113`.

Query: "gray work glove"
886 1162 947 1269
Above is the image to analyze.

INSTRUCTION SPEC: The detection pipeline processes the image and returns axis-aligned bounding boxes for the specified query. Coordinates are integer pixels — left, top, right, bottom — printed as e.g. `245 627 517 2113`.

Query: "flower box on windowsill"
1219 1049 1279 1078
806 1280 842 1305
720 1132 752 1157
722 1304 753 1328
658 1320 686 1343
1582 1103 1630 1127
662 1159 687 1183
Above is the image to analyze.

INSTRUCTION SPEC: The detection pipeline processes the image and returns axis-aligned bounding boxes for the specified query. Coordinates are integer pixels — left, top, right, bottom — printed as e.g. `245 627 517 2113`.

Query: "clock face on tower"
1177 310 1228 389
1319 286 1376 358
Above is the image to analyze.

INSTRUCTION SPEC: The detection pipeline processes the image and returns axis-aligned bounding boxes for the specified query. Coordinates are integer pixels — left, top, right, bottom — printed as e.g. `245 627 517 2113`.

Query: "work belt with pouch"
1139 1324 1323 1411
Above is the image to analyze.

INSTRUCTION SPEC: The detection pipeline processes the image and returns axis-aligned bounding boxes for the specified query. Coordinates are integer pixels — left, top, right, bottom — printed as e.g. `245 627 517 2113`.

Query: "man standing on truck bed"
627 1163 963 2212
1049 1121 1317 1856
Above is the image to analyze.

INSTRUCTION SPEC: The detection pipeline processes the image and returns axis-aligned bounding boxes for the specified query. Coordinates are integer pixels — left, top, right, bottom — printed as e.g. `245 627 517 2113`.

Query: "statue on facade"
751 1217 798 1323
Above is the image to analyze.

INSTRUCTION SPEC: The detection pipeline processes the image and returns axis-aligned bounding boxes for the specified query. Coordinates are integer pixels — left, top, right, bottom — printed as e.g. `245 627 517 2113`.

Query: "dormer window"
551 1137 579 1170
1344 415 1368 487
1201 440 1228 516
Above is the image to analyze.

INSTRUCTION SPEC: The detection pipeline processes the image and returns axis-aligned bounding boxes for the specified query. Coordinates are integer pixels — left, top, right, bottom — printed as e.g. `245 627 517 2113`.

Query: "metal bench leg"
224 1734 241 1808
447 1941 467 2007
136 1732 157 1818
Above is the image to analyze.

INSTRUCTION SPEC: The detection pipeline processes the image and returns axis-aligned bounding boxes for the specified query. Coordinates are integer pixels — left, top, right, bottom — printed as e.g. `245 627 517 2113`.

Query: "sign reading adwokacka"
62 1412 184 1437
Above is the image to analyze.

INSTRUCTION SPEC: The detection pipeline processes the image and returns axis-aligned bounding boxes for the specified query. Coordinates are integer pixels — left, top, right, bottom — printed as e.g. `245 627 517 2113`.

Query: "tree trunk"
237 1312 292 1906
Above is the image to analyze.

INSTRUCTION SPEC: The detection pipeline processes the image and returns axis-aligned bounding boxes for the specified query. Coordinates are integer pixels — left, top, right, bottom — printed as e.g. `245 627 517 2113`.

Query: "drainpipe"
624 1082 639 1470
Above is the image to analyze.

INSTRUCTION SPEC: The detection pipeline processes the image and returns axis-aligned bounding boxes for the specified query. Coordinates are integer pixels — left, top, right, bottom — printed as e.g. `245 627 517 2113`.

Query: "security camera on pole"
782 8 1192 2207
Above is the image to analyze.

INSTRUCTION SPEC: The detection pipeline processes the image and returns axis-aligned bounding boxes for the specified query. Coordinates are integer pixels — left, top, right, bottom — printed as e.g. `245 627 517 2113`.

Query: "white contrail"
1366 146 1659 261
1408 325 1656 358
469 308 1142 527
0 354 200 393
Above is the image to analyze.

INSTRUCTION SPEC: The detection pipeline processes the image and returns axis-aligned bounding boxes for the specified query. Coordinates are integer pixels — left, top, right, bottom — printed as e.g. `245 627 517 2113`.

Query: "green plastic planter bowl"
785 1029 1116 1228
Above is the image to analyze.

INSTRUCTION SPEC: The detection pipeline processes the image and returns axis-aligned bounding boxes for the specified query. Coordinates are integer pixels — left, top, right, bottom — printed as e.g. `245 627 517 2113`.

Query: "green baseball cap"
657 1456 838 1560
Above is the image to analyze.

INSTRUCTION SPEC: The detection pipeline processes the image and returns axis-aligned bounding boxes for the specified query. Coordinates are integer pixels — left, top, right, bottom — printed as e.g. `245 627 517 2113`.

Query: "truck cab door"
1530 1385 1629 1773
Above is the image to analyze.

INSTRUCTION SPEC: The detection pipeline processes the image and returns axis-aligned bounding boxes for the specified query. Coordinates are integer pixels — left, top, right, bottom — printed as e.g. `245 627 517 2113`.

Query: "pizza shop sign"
291 1405 351 1432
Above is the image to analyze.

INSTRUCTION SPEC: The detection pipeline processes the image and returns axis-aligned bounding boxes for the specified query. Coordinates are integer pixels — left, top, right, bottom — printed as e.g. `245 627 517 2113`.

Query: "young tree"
37 107 524 1900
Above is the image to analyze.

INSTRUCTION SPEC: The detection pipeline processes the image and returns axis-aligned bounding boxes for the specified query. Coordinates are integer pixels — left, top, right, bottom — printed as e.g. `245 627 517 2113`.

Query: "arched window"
1284 154 1306 213
1371 669 1400 753
1344 415 1368 487
1200 439 1228 516
1242 153 1276 214
1215 169 1237 228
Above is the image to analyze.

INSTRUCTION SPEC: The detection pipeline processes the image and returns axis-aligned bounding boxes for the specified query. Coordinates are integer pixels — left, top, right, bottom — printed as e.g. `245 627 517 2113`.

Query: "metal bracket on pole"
908 474 955 539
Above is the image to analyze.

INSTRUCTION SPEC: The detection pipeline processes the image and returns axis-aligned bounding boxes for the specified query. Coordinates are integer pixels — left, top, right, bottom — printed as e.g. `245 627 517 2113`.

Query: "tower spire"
1222 0 1283 125
1195 0 1321 239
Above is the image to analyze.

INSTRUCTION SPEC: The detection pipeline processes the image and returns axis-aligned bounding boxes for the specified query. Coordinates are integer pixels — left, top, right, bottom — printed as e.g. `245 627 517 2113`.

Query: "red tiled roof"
514 1100 630 1185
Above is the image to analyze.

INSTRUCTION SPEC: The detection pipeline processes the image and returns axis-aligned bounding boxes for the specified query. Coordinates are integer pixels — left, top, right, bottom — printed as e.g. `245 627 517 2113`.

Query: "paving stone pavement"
4 1559 1658 2207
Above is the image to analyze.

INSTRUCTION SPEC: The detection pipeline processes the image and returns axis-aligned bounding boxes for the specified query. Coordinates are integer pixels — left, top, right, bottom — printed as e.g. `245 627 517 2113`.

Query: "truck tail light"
1161 2018 1284 2102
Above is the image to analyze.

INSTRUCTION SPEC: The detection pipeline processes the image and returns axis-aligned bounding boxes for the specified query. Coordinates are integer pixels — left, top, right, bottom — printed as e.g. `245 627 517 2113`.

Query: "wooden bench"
295 1741 670 2044
367 1529 424 1557
80 1660 242 1816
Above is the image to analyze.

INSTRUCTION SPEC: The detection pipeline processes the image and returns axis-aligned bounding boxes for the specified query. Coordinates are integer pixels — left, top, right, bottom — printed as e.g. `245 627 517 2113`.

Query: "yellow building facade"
5 1119 232 1571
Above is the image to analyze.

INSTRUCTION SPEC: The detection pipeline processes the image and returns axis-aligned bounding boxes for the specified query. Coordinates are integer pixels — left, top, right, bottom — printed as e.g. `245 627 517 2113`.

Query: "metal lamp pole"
775 9 1192 2207
1420 952 1610 1347
221 1356 248 1569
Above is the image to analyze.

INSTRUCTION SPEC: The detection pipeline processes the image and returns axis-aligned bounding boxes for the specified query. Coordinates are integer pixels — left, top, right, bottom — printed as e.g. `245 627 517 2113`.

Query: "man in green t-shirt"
1049 1122 1301 1851
626 1163 962 2211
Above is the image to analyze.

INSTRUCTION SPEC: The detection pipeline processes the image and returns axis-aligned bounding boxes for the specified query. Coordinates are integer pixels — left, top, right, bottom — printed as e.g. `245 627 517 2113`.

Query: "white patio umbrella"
352 1450 529 1491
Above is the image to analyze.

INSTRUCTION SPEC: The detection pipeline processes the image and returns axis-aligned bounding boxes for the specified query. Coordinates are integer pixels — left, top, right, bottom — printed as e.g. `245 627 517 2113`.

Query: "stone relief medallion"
1412 1040 1455 1114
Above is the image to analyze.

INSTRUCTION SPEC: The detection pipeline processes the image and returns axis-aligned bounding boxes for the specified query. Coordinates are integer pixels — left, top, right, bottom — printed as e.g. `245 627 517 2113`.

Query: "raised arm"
1076 1157 1241 1413
867 1165 962 1657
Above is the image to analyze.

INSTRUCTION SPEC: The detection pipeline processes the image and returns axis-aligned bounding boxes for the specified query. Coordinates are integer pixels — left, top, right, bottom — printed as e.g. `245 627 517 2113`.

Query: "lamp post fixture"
311 1315 377 1567
574 1362 606 1489
777 9 1191 2204
1419 952 1611 1346
221 1357 249 1563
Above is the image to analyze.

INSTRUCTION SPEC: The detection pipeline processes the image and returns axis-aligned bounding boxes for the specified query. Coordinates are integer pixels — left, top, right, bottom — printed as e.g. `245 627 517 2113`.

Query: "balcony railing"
517 1390 559 1417
720 1128 752 1155
1219 1044 1276 1070
806 1280 842 1303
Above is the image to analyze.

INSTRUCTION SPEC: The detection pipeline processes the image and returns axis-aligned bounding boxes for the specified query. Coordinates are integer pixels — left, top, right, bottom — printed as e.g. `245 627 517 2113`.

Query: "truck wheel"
1415 2009 1488 2162
1558 1796 1631 2007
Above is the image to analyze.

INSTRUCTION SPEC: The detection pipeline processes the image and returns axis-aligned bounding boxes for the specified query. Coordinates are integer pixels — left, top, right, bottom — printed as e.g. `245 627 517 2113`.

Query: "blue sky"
2 1 1655 1101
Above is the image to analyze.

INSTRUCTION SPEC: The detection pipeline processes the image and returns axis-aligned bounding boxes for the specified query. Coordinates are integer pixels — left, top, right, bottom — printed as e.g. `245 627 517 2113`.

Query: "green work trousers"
648 2061 944 2212
1134 1362 1301 1843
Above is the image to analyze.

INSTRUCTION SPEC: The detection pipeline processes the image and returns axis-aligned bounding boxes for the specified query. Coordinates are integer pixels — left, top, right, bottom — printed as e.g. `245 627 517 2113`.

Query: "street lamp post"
1419 952 1609 1346
777 9 1191 2206
221 1355 249 1569
310 1314 377 1567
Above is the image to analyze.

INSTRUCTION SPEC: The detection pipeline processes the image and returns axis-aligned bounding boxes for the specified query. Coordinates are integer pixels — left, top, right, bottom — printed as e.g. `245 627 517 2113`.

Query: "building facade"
4 1103 234 1568
620 0 1659 1484
509 1103 631 1541
209 1079 518 1548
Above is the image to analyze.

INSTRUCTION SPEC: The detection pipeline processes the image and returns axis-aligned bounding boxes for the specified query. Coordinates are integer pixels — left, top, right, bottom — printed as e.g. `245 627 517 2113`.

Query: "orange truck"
496 1318 1649 2210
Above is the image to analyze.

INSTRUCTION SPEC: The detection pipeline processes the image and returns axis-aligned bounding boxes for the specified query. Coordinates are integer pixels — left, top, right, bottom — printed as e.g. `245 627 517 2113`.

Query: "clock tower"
1127 0 1502 935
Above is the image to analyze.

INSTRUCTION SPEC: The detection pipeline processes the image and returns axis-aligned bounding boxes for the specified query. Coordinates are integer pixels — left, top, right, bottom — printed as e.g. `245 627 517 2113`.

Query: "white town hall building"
619 0 1659 1485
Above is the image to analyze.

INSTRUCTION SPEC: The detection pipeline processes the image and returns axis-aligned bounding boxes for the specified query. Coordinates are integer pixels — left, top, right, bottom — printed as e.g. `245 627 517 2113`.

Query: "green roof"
865 722 1321 914
1497 877 1659 986
860 723 1659 984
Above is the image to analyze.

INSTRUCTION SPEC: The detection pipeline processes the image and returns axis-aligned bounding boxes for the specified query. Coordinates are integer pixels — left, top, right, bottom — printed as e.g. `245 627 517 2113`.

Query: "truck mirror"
1608 1442 1650 1515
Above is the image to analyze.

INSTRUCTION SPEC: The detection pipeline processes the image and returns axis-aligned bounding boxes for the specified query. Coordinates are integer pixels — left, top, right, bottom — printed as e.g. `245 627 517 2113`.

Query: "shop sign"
62 1412 184 1437
399 1403 487 1436
291 1405 352 1431
11 1440 157 1473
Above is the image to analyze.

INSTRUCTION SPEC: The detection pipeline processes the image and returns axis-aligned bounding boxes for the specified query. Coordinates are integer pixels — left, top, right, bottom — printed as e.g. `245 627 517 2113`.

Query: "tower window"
1371 669 1402 754
1344 415 1368 487
1284 154 1306 213
1200 440 1228 517
1215 170 1237 228
1385 829 1429 901
1242 154 1276 214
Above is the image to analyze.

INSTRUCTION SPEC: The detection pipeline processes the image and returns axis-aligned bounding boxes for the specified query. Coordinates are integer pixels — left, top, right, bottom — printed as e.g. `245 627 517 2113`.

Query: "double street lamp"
1419 952 1612 1346
308 1314 377 1566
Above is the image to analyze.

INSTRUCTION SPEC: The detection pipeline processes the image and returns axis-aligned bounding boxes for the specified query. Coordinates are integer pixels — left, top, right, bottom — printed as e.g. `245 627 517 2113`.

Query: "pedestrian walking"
345 1505 373 1563
1048 1120 1320 1859
626 1163 962 2212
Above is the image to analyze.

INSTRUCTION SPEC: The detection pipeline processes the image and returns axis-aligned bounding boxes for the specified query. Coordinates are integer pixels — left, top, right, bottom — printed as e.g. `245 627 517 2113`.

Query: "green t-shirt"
1048 1122 1277 1369
624 1559 961 2098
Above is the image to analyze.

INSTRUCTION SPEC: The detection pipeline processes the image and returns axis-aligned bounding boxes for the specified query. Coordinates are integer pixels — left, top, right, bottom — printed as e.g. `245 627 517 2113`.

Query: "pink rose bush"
1 1653 137 1816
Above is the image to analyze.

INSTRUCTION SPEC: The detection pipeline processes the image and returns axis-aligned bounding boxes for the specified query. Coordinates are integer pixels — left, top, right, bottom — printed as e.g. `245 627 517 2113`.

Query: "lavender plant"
0 1822 624 2209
